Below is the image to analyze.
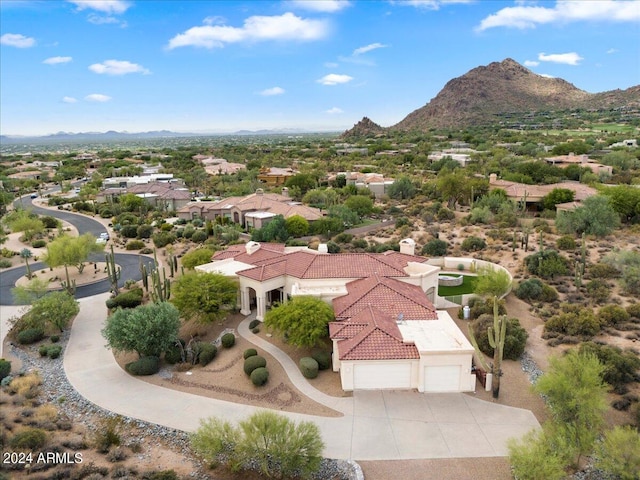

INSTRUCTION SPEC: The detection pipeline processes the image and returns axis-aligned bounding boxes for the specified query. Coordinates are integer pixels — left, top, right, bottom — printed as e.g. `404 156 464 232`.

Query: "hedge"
0 359 11 381
244 355 266 376
312 351 331 371
243 348 258 360
105 289 143 309
17 328 45 345
126 356 160 376
198 343 217 366
221 332 235 348
299 357 319 379
250 367 269 386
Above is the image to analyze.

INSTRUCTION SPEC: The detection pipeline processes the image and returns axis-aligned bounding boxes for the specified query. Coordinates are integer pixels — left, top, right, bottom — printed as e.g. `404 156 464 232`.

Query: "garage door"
424 365 461 392
353 363 412 390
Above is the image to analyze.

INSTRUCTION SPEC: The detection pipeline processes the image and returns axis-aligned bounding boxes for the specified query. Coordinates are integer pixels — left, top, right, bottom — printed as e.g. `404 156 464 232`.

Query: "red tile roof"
330 306 419 360
333 275 438 320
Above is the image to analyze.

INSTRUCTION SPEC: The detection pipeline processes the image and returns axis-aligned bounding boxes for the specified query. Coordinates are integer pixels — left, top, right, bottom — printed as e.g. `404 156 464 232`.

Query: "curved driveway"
5 195 541 460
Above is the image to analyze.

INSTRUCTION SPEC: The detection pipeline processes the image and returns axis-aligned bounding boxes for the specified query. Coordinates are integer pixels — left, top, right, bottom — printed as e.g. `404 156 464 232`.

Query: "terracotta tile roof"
330 306 420 360
212 243 286 264
333 275 438 320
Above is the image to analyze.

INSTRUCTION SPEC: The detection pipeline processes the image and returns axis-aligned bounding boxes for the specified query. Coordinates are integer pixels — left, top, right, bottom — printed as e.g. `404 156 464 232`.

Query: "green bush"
461 236 486 252
191 230 208 243
41 216 59 229
47 345 62 359
17 328 45 345
556 235 576 250
120 225 138 238
32 239 46 248
198 343 217 366
525 249 569 279
9 428 47 449
0 358 11 381
421 238 448 257
586 279 611 304
125 240 145 250
544 305 601 337
299 357 319 379
39 345 49 357
311 351 331 370
471 315 528 360
160 223 174 232
164 341 184 364
468 297 506 320
515 278 558 302
579 342 640 388
221 332 235 348
99 207 113 218
152 232 176 248
126 356 160 376
51 335 60 343
599 305 630 327
589 262 620 279
0 259 12 268
250 367 269 386
105 288 143 309
243 355 266 376
137 224 154 239
626 303 640 320
243 349 258 360
248 319 260 330
142 470 180 480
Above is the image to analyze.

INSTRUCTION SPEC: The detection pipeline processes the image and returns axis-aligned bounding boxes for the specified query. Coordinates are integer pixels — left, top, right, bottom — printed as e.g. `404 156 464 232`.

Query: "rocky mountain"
343 58 639 136
340 117 386 139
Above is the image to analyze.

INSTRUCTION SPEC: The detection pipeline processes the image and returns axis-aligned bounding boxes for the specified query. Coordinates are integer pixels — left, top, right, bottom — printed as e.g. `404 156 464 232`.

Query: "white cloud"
324 61 339 68
259 86 285 96
67 0 130 14
477 0 640 31
352 42 388 56
288 0 350 12
43 56 72 65
523 60 539 67
538 52 583 65
1 33 35 48
87 14 125 26
62 96 78 103
317 73 353 85
89 59 151 75
606 48 618 54
391 0 473 10
85 93 112 102
203 16 226 26
167 12 328 49
325 107 344 114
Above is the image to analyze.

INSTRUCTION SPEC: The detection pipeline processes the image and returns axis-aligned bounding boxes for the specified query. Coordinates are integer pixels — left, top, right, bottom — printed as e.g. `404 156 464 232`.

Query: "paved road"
20 195 107 238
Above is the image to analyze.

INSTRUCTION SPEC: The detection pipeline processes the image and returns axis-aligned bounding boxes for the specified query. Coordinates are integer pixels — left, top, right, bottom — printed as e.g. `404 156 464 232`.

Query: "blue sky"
1 0 639 136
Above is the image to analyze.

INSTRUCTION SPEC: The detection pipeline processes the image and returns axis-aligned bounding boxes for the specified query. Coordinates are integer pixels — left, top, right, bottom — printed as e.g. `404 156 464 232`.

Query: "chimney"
399 238 415 256
281 187 289 197
245 241 261 255
317 243 328 254
489 173 498 183
256 188 264 196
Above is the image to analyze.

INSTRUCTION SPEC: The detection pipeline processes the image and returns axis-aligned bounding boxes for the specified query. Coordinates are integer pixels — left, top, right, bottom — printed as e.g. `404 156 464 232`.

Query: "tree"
44 233 104 288
508 427 568 480
344 195 373 217
541 188 574 211
11 277 50 304
534 350 608 467
525 249 569 279
285 173 317 197
171 271 238 323
285 215 309 237
593 426 640 480
472 266 512 398
4 209 44 241
251 215 289 243
327 205 360 229
601 184 640 223
421 239 447 257
102 301 180 358
29 291 79 332
387 175 416 200
181 248 215 270
264 296 335 348
20 248 33 279
556 195 620 237
191 411 324 480
119 193 147 213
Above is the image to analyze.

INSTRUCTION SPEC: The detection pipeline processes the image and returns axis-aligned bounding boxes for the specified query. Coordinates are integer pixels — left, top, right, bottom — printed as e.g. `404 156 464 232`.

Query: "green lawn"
438 274 479 297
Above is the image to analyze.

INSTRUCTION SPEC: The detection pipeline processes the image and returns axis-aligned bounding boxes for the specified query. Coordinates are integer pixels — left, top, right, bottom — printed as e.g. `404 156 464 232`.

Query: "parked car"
99 232 110 241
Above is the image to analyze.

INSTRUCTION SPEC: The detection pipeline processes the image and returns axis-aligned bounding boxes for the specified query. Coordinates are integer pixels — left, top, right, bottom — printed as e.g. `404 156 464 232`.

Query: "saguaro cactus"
105 245 120 295
487 297 507 399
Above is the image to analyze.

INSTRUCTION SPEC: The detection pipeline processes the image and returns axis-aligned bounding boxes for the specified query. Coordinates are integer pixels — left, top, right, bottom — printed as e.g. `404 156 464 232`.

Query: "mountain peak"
341 116 386 139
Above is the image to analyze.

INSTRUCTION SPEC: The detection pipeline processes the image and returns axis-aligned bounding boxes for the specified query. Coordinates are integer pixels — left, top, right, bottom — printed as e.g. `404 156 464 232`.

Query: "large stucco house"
196 239 479 393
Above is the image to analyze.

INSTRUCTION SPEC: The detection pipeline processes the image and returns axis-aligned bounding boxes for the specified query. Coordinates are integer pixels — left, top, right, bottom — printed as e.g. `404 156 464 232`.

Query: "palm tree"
20 248 33 279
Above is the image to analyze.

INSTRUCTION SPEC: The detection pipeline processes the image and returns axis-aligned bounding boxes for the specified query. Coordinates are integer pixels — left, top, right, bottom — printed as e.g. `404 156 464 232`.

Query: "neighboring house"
257 167 296 186
488 173 597 207
544 153 613 176
177 189 323 227
328 171 395 198
102 174 183 189
95 181 191 211
428 151 475 167
195 240 477 393
196 156 246 175
610 139 638 148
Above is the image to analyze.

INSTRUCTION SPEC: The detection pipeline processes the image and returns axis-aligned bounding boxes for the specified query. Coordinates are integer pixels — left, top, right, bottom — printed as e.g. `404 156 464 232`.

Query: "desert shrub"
544 305 601 338
136 224 154 239
585 279 611 304
251 327 260 334
525 249 569 279
469 297 506 320
93 416 122 453
31 239 46 248
126 356 160 376
40 215 59 229
191 230 208 243
107 446 128 462
579 342 640 388
421 238 447 257
515 278 558 302
244 355 266 376
142 470 180 480
248 319 260 330
9 428 47 449
17 327 44 345
299 357 319 379
243 349 258 360
0 359 11 380
48 345 62 359
125 240 145 250
461 236 486 252
105 288 143 309
599 304 631 327
250 367 269 386
221 332 235 348
334 233 353 244
198 343 217 366
312 351 331 370
0 258 12 268
164 341 184 364
556 236 576 250
39 344 49 357
589 262 620 279
352 238 368 249
326 240 341 253
152 232 176 248
627 303 640 320
160 223 174 232
471 315 528 360
140 247 153 254
51 335 60 343
120 225 138 238
437 207 455 221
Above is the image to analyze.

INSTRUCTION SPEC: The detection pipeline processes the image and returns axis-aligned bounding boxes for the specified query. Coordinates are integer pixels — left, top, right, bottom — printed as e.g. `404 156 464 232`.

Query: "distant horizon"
2 0 639 136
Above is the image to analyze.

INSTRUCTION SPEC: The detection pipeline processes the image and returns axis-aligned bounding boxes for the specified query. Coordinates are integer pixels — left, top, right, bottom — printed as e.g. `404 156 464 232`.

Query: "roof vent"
399 238 415 256
256 188 264 196
245 241 261 255
317 243 328 254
